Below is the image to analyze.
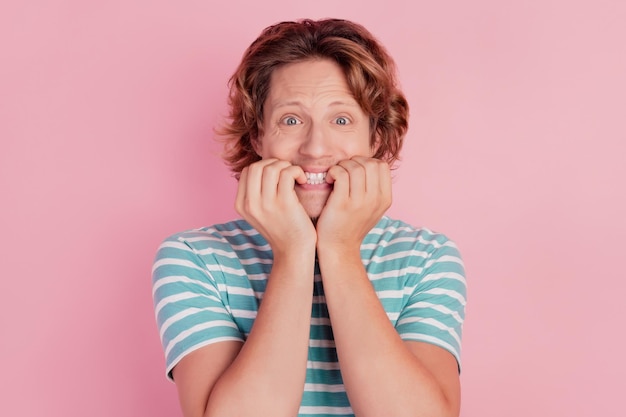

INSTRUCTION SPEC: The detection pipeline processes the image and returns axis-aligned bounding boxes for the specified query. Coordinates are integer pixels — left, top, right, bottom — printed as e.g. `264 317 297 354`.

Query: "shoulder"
156 219 268 255
366 216 460 256
153 219 271 276
364 216 465 287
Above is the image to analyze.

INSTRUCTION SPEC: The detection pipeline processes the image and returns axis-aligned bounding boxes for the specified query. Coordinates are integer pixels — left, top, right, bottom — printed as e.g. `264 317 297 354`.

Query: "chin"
303 205 325 220
296 190 329 220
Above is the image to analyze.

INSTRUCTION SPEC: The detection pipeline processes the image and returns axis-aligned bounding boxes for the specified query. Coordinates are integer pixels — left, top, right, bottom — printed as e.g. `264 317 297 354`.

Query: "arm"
172 159 317 417
316 250 460 417
316 156 462 417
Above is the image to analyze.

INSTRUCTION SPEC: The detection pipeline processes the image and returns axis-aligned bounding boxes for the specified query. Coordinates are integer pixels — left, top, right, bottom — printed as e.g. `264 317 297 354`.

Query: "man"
153 18 466 417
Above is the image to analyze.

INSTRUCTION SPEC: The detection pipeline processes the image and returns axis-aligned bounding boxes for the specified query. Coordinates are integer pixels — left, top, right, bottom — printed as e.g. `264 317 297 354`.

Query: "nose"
298 121 333 158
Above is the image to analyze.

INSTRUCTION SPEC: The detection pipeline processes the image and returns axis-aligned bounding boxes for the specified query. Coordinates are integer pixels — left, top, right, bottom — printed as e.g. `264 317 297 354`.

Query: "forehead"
265 59 357 107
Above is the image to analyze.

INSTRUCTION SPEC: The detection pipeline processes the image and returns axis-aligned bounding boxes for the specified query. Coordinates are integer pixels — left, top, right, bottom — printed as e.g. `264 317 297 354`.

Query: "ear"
371 134 382 156
250 135 262 156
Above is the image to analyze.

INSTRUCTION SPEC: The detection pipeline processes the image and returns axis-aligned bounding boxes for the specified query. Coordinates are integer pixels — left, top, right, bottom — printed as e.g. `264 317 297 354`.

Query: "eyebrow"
271 100 360 109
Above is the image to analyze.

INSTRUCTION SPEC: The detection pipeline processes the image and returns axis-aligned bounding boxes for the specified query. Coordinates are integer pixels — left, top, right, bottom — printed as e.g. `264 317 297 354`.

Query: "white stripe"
421 288 467 306
400 302 464 323
231 309 257 319
387 312 399 320
363 249 430 265
309 339 335 348
176 233 221 242
165 336 244 379
361 236 417 250
424 255 465 269
193 246 239 258
194 246 273 266
152 257 207 274
165 320 239 357
376 288 413 299
202 265 268 281
179 227 259 239
312 295 326 303
159 306 227 340
401 333 460 361
421 271 467 285
311 317 331 326
397 317 461 345
369 223 424 235
230 242 271 251
368 261 463 281
304 383 345 393
154 291 221 316
307 360 340 370
152 275 218 297
197 227 260 238
239 257 273 265
204 264 247 277
367 265 424 280
158 240 191 250
298 406 353 415
215 284 255 297
369 236 457 251
180 235 270 252
246 273 269 281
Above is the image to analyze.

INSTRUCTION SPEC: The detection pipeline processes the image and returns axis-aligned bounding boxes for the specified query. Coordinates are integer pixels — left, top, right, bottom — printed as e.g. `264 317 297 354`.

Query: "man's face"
255 58 375 219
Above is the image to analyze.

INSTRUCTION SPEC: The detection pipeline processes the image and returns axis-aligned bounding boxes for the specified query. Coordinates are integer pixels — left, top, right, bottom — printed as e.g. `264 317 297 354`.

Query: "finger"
277 165 307 197
378 161 392 202
260 159 292 198
362 158 381 196
245 158 279 202
235 166 249 215
337 159 366 199
326 164 350 200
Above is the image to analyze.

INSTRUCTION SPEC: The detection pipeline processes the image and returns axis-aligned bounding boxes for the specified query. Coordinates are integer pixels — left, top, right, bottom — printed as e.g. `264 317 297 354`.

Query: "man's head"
221 18 409 174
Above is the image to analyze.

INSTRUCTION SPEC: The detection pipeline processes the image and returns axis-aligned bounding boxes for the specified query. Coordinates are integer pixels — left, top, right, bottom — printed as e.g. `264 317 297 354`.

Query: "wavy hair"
220 18 409 176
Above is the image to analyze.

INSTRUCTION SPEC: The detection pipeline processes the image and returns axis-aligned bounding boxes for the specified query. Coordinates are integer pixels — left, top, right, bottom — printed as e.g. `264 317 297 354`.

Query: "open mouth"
304 172 327 185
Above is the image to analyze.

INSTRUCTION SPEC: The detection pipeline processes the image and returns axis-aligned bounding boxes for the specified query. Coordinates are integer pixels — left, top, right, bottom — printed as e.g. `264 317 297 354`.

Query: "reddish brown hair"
220 18 409 175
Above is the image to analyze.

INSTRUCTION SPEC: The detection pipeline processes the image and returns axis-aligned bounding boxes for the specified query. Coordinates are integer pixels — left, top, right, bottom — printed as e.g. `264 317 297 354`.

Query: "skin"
171 59 461 417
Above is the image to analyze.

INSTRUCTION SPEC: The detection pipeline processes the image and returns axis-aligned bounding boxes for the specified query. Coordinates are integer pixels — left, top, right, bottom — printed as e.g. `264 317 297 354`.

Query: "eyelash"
279 115 352 126
334 116 350 125
281 116 301 126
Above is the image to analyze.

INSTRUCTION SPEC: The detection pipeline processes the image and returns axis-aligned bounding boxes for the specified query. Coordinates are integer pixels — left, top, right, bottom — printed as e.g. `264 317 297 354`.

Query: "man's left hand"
315 156 392 252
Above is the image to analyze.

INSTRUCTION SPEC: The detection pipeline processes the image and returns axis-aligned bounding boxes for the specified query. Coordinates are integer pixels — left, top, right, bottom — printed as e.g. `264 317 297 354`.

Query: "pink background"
2 1 625 416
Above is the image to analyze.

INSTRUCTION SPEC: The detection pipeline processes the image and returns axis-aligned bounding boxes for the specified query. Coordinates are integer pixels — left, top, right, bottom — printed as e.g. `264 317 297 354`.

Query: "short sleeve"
395 238 467 370
152 234 245 380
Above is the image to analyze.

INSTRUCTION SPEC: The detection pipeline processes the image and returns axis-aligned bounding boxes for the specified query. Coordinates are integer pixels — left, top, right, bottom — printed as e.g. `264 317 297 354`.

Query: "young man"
153 19 466 417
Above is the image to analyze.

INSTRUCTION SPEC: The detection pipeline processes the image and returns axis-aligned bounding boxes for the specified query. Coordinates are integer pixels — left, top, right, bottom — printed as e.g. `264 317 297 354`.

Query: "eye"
281 116 301 126
334 116 351 125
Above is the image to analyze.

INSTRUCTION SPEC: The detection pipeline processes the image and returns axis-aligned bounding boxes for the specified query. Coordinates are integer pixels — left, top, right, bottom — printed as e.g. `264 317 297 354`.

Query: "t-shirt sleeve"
152 234 245 381
395 238 467 371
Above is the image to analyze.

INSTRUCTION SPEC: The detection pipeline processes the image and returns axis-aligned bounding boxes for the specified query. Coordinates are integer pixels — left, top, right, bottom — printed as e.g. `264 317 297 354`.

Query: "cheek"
350 130 376 156
258 138 296 159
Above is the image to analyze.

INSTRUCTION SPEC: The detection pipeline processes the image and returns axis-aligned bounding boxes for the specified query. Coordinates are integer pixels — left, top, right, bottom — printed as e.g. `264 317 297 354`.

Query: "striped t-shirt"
152 216 466 417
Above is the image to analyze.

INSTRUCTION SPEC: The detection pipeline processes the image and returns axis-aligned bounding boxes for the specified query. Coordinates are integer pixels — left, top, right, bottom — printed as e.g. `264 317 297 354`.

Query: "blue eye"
282 116 300 125
335 117 350 125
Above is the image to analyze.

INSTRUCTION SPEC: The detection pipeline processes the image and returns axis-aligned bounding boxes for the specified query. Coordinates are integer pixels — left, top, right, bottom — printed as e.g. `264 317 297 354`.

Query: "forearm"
319 249 457 417
206 250 315 417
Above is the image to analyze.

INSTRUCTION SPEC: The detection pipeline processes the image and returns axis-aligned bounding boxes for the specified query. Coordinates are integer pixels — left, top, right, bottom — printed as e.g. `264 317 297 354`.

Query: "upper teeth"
305 172 327 185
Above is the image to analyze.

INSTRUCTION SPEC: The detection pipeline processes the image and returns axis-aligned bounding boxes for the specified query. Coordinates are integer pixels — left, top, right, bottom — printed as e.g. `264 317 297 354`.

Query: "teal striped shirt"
152 216 466 416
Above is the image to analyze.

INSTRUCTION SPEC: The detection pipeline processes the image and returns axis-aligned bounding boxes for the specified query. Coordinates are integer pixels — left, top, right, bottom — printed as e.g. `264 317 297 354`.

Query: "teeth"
304 172 327 185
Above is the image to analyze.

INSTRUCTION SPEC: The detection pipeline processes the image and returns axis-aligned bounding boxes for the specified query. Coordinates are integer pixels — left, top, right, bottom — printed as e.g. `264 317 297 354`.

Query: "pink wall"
2 1 625 416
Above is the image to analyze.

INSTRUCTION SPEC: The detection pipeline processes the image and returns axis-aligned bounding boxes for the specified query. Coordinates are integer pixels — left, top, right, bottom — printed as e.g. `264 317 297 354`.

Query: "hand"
315 156 392 251
235 159 317 256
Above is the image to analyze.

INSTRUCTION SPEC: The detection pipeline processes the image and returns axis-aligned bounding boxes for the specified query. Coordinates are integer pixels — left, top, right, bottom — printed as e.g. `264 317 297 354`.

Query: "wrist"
316 243 362 264
273 244 317 265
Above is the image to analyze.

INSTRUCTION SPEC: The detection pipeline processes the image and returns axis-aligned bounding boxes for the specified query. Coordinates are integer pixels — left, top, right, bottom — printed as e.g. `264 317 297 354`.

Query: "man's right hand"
235 158 317 256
